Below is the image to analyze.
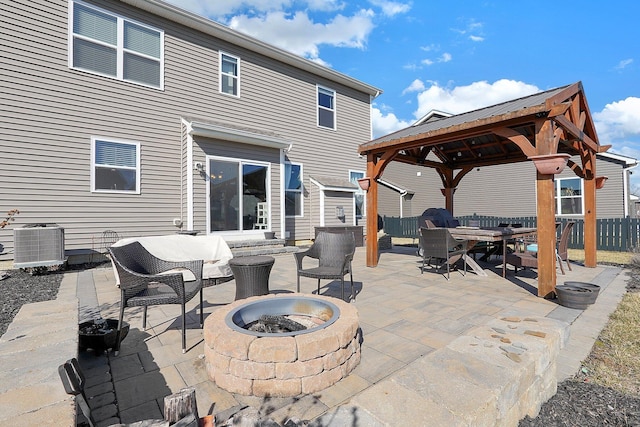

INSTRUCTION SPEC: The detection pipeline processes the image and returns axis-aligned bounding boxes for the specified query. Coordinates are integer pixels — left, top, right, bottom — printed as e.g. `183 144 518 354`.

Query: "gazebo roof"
358 81 606 172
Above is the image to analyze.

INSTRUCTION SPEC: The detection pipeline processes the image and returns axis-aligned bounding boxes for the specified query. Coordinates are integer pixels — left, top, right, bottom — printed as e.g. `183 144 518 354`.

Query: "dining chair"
294 231 356 301
418 227 467 280
556 221 576 274
109 241 204 354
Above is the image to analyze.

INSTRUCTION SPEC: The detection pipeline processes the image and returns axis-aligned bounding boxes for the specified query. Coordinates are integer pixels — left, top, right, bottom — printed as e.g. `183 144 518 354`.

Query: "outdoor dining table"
448 226 537 278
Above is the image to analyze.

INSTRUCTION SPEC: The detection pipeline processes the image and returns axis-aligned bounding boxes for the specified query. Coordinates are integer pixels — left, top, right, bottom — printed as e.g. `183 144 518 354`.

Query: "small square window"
555 177 583 215
92 138 140 193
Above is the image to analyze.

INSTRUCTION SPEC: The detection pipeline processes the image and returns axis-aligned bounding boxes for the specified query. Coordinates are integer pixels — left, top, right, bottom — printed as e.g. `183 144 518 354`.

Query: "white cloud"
368 0 411 17
372 106 411 138
593 97 640 142
412 79 539 119
614 58 633 70
402 79 425 95
421 52 452 66
228 9 375 60
469 35 484 42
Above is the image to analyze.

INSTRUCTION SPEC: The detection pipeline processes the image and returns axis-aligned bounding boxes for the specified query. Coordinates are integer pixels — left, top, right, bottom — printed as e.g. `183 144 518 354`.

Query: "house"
377 112 638 221
0 0 381 263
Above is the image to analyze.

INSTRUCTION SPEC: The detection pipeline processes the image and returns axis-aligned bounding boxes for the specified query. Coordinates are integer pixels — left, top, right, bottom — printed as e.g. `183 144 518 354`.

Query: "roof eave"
120 0 382 98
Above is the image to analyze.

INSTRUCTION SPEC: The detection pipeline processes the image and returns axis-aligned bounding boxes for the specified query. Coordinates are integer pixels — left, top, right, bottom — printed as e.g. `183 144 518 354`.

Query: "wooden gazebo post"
534 120 557 298
584 164 597 267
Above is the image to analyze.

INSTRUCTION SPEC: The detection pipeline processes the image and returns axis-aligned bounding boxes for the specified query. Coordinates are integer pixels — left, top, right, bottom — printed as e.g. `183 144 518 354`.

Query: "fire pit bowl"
79 319 129 353
226 295 340 337
204 293 360 397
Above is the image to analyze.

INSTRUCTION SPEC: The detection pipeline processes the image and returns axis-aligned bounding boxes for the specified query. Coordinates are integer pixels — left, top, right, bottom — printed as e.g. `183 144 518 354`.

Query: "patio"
0 244 628 426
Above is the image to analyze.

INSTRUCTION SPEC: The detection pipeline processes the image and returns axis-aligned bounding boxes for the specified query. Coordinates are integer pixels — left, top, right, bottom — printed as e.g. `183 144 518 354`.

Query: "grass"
581 289 640 396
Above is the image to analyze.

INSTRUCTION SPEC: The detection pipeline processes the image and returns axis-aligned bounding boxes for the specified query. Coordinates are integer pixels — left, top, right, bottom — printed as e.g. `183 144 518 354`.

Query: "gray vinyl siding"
323 192 354 227
376 155 628 220
0 0 374 259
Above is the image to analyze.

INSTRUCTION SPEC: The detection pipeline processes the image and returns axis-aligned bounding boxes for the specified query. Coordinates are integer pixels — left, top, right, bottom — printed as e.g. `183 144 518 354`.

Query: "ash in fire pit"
246 314 307 333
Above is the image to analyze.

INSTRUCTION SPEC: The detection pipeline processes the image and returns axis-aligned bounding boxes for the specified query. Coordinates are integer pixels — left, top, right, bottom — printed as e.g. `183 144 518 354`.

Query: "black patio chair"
294 231 355 301
109 241 204 354
418 227 467 280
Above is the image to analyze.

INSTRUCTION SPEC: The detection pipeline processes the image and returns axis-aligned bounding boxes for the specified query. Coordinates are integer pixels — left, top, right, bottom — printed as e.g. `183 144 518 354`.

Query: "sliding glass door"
208 158 269 232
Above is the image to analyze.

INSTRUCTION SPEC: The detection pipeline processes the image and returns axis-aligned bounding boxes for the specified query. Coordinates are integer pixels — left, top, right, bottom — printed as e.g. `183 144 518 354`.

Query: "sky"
167 0 640 187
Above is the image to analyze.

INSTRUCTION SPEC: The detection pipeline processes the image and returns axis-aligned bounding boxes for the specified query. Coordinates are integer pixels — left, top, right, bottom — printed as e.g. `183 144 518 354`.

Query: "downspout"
280 149 286 239
182 119 195 231
399 190 407 217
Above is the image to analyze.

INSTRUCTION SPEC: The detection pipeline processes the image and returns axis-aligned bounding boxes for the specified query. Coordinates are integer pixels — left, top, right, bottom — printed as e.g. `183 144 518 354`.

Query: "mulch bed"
0 268 64 337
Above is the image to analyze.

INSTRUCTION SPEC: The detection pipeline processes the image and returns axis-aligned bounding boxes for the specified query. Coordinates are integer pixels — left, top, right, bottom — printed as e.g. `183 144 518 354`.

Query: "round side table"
229 255 275 300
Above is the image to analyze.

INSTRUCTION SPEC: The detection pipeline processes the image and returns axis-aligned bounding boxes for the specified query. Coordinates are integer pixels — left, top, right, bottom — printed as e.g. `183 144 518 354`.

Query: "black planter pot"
79 319 129 353
555 285 594 310
564 281 600 303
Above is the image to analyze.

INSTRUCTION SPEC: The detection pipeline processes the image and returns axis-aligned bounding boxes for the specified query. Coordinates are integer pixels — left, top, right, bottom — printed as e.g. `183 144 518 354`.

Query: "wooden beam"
544 82 582 109
492 127 536 157
554 115 599 152
548 102 571 117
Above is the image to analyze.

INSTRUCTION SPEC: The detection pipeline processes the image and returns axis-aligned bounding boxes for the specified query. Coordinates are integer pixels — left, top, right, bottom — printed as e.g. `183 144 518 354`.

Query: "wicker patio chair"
418 227 467 280
294 231 355 301
109 241 204 354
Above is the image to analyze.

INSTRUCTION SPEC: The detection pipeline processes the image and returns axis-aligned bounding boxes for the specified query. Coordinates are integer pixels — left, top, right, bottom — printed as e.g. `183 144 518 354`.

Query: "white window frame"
555 177 584 216
219 51 240 97
68 0 164 90
205 155 271 235
285 162 304 218
349 170 366 221
91 137 141 194
317 85 336 130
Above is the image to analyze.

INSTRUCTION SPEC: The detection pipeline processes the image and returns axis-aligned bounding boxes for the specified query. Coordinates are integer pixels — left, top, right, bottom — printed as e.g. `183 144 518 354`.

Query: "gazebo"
358 81 609 297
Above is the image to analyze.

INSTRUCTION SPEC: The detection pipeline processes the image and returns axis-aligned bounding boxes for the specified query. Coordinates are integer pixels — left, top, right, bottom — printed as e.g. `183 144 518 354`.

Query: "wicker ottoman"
229 255 275 300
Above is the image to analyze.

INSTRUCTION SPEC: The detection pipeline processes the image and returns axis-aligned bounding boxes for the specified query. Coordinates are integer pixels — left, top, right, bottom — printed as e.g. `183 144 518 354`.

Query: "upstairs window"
317 86 336 129
555 177 583 215
285 163 303 217
92 138 140 193
70 1 163 89
220 52 240 96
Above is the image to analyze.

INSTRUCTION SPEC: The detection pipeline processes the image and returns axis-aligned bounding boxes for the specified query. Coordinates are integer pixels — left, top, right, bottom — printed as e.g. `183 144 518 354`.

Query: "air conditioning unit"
14 224 66 269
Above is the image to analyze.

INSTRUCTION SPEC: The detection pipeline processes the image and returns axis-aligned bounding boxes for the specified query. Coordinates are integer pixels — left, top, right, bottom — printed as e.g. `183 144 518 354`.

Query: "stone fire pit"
203 293 360 397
